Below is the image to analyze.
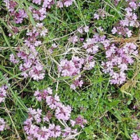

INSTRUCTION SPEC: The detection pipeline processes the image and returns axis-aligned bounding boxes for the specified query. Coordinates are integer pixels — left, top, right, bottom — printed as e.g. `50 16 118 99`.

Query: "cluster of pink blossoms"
3 0 28 24
102 42 138 85
82 34 108 70
58 56 84 89
111 0 140 37
24 87 87 139
31 0 74 9
58 33 109 89
0 85 7 132
94 9 106 20
89 0 140 86
32 0 54 8
94 0 140 37
0 85 7 103
82 33 137 85
34 87 71 121
57 0 74 8
59 27 138 86
30 0 74 21
4 0 74 81
3 0 74 37
131 133 140 140
0 118 6 132
10 24 48 81
59 31 104 89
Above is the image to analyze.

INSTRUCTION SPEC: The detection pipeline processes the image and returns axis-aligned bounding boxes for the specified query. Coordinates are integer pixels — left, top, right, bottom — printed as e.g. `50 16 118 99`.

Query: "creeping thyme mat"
0 0 140 139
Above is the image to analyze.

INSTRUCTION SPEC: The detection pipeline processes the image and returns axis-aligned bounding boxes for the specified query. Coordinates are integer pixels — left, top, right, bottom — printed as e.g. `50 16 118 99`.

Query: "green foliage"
0 0 140 139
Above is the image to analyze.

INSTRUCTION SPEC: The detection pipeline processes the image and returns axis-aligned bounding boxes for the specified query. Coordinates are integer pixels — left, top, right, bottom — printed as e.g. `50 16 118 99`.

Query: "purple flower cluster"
131 133 140 140
59 33 109 89
34 87 52 101
59 26 138 87
111 0 140 37
0 85 7 103
83 34 106 55
18 53 45 81
58 56 84 89
4 0 74 24
4 0 27 23
58 56 84 77
59 30 105 89
9 54 19 64
4 0 48 81
30 7 47 21
32 0 54 8
34 88 72 121
94 9 106 20
30 0 74 21
31 0 74 9
0 86 7 132
71 115 87 128
24 87 86 139
10 24 48 81
92 0 139 85
4 0 74 82
0 118 6 132
57 0 74 8
102 42 138 85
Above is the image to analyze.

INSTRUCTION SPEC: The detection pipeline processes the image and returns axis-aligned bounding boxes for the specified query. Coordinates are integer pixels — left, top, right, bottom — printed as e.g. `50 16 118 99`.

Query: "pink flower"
84 26 89 33
64 0 74 7
62 127 77 137
69 36 79 44
48 124 61 138
37 126 50 140
46 95 60 109
13 9 27 24
58 59 78 77
57 0 74 8
83 38 99 54
77 27 83 34
55 104 71 121
102 42 138 85
94 13 99 19
0 118 6 132
32 8 47 21
42 0 54 8
32 0 42 5
129 2 137 10
9 54 19 64
34 88 52 101
131 133 140 140
75 115 87 128
28 108 42 123
29 63 45 81
29 124 39 138
0 85 7 103
36 23 48 37
70 80 83 90
57 1 64 8
111 27 117 34
70 120 76 127
24 29 41 48
63 127 72 137
43 111 52 122
24 88 82 139
126 29 132 37
3 0 17 12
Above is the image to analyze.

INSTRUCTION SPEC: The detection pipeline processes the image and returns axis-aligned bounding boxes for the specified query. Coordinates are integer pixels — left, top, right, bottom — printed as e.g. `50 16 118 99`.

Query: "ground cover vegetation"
0 0 140 139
